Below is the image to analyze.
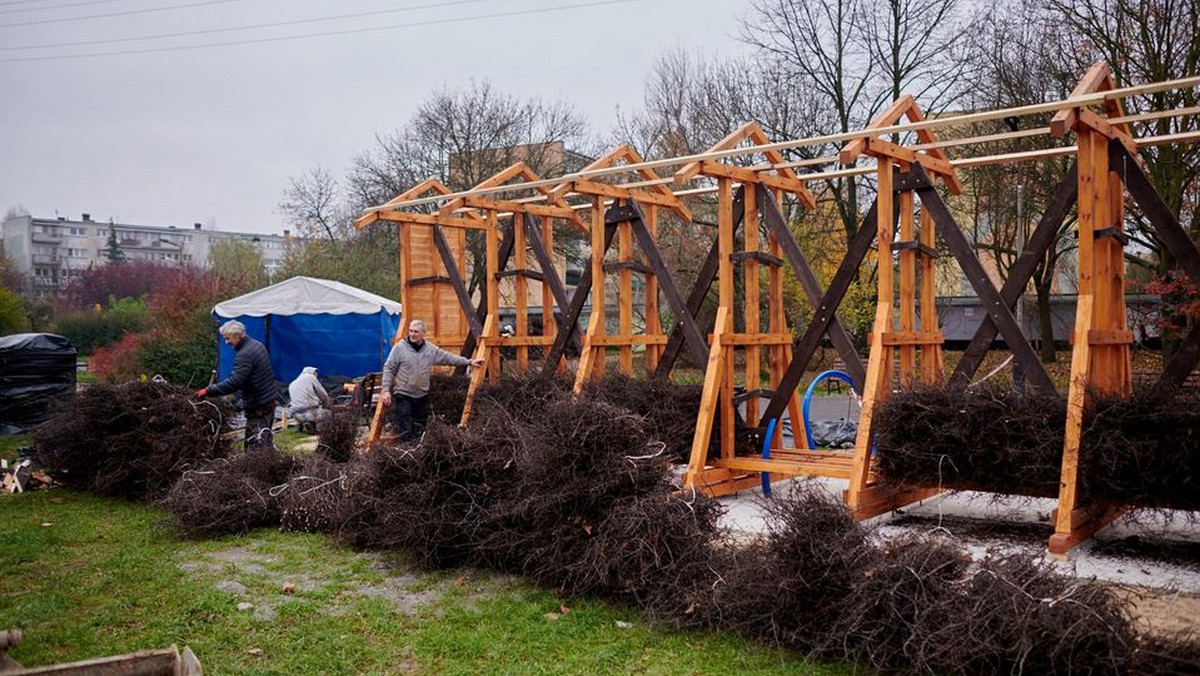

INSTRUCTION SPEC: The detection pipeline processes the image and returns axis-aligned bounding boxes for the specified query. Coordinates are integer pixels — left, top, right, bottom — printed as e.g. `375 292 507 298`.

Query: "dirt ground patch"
178 539 462 621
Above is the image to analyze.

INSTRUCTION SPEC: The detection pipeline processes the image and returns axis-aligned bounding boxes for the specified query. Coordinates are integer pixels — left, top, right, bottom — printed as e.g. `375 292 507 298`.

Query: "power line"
0 0 649 63
1 0 501 50
0 0 147 16
0 0 253 27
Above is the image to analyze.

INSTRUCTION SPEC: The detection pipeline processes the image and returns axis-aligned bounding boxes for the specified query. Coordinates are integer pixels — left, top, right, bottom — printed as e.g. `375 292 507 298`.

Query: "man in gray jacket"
381 319 482 441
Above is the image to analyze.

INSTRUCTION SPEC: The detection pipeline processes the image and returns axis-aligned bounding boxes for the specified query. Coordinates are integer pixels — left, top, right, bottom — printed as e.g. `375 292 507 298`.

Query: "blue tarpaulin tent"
212 276 401 383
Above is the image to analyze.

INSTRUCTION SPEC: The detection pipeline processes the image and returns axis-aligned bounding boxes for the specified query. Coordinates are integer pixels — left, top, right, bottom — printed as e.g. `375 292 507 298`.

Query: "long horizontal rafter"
363 73 1200 214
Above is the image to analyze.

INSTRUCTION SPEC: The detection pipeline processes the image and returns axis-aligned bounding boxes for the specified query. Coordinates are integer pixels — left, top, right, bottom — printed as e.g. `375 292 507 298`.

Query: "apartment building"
1 213 292 297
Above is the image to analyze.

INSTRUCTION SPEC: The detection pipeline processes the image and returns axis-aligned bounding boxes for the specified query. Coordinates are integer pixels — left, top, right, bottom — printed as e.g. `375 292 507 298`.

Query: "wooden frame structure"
356 64 1200 555
548 145 692 385
676 122 874 496
355 178 479 442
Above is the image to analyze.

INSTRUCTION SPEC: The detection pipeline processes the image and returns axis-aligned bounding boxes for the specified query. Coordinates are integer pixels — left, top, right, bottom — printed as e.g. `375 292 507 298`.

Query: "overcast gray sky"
0 0 754 234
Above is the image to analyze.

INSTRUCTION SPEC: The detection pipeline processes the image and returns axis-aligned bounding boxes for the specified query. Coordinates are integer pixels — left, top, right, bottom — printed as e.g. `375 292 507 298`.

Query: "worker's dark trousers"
393 393 430 442
244 405 275 452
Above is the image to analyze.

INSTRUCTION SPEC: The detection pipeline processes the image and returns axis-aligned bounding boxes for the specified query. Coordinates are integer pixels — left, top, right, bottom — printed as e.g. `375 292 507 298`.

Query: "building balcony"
31 233 63 244
31 254 55 265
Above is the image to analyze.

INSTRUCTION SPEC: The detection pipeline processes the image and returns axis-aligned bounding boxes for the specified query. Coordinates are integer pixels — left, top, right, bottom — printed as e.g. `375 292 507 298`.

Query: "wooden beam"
950 163 1078 386
756 183 866 386
1051 60 1112 137
913 164 1057 394
841 94 916 164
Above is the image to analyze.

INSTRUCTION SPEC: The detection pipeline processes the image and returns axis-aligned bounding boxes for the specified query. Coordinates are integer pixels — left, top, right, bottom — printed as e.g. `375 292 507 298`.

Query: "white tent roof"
212 276 401 317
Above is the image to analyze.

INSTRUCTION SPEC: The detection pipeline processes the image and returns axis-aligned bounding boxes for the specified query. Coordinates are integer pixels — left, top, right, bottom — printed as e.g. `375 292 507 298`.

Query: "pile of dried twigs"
34 381 234 500
874 384 1200 510
160 449 297 538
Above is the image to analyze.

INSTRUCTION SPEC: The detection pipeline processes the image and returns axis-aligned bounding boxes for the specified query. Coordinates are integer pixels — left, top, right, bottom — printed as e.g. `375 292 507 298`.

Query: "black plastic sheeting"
0 333 77 435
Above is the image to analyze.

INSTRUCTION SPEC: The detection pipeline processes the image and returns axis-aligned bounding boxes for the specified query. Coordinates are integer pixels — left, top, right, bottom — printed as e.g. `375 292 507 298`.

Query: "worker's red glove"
194 388 208 398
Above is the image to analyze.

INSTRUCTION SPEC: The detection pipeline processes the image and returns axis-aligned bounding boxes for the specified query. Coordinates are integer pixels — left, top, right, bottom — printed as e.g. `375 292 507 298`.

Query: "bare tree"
278 167 352 242
962 1 1082 362
344 81 593 303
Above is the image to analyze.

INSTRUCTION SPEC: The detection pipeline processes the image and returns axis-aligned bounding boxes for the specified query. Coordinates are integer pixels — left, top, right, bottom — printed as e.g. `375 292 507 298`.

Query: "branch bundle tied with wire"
316 408 359 463
338 388 726 603
160 449 298 538
873 384 1067 497
33 381 235 501
698 484 1144 675
874 384 1200 510
1080 389 1200 511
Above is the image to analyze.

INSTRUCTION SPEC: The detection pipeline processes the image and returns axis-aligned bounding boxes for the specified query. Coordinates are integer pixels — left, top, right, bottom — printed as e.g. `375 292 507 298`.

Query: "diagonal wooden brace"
760 200 879 430
755 183 866 387
912 164 1057 395
950 163 1077 388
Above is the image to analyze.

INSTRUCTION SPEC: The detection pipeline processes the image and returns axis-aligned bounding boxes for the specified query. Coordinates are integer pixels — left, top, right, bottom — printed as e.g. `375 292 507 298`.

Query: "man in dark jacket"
195 320 277 451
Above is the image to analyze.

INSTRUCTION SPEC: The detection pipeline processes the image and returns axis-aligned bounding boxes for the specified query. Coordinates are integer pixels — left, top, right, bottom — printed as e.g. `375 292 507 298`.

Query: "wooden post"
918 207 942 385
486 210 501 385
717 179 736 457
541 215 559 370
644 205 661 374
618 213 634 375
846 156 896 514
744 180 761 427
514 215 529 372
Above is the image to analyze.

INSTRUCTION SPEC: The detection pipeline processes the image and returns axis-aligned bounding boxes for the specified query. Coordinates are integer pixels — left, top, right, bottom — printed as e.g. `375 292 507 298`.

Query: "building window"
66 248 86 257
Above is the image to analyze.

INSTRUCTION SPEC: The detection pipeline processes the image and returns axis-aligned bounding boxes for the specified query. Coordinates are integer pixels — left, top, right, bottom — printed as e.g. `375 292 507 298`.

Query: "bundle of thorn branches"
34 381 234 500
278 454 353 534
427 373 472 422
696 485 1142 675
873 384 1066 497
1081 389 1200 511
160 449 297 538
583 375 710 463
316 408 359 462
339 388 726 603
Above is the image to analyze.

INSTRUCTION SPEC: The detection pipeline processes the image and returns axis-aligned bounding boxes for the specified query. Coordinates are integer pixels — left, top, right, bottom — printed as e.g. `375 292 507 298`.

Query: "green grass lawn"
0 488 852 675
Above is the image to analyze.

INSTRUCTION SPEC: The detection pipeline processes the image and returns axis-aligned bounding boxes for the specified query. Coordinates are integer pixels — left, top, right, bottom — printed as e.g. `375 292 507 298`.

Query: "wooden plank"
881 331 945 346
645 205 661 373
745 183 761 426
618 215 634 375
366 210 488 230
950 164 1077 385
912 165 1058 394
655 189 745 376
627 200 711 366
1087 329 1133 345
676 121 760 184
588 335 670 346
683 307 730 491
919 207 942 385
755 183 866 386
760 199 879 428
1050 294 1093 555
1051 60 1112 137
590 197 607 380
461 315 499 424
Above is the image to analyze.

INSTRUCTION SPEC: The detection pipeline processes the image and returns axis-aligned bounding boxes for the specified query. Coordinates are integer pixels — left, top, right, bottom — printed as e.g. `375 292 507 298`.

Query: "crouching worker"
288 366 332 433
381 319 482 441
195 320 277 451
